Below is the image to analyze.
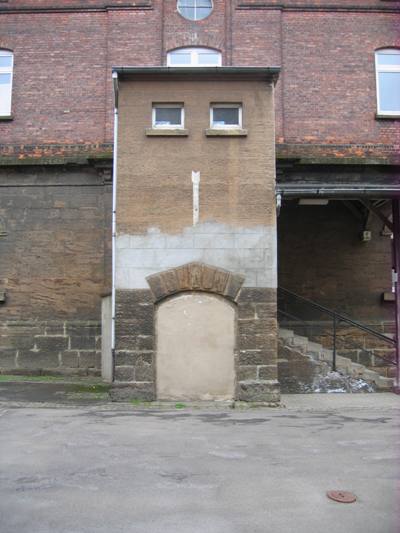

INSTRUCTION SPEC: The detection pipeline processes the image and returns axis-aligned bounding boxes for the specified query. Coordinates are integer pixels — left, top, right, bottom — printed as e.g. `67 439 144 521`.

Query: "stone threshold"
115 400 281 409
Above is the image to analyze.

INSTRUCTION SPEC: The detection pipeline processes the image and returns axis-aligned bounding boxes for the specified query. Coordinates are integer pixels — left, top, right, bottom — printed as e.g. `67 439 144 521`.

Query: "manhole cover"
327 490 357 503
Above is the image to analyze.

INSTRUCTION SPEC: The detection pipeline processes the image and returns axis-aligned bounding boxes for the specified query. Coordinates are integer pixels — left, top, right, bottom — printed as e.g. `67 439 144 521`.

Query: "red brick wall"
279 11 400 146
0 1 399 158
0 3 160 149
163 0 227 60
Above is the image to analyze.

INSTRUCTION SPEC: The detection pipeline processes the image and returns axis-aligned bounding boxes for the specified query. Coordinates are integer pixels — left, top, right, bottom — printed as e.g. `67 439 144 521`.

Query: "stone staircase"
278 327 394 392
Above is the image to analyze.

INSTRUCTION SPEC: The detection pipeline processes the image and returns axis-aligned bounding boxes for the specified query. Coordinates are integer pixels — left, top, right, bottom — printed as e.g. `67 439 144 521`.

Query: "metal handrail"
278 287 397 371
278 308 396 367
278 287 396 346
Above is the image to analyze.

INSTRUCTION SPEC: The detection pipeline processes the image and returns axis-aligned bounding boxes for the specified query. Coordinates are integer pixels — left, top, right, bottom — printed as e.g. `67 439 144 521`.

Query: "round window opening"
177 0 213 21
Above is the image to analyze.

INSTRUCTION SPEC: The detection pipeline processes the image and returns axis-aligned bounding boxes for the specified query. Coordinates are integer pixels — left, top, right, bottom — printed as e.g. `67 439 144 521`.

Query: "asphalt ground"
0 382 399 533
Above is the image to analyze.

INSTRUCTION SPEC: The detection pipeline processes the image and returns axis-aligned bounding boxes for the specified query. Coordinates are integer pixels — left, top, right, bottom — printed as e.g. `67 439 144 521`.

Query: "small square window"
152 104 184 128
210 104 242 129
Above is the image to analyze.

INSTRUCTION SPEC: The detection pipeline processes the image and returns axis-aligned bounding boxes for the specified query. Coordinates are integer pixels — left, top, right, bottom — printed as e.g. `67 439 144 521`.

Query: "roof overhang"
112 66 280 109
276 184 400 199
112 65 280 80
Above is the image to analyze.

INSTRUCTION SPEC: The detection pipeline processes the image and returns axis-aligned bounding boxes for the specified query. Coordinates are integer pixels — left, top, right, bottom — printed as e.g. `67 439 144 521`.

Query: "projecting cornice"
0 2 152 14
237 2 400 13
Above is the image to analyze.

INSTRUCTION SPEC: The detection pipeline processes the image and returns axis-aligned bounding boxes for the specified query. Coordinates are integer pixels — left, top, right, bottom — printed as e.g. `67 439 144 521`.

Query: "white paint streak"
191 170 200 226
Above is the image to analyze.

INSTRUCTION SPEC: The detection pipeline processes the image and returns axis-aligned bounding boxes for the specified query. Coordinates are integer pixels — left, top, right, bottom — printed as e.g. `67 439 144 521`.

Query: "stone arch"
167 44 221 55
0 44 13 53
166 34 224 51
164 33 225 64
147 263 244 401
146 262 245 303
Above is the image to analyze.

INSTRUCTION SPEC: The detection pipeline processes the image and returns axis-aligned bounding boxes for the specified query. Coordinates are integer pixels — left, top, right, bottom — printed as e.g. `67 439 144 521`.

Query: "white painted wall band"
115 222 278 289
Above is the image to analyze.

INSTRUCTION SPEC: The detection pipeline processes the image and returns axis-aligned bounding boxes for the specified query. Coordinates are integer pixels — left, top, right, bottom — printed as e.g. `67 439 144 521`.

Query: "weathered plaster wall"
116 77 277 289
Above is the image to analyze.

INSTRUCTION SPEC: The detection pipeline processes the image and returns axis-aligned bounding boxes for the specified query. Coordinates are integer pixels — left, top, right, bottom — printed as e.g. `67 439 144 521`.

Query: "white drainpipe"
111 71 119 380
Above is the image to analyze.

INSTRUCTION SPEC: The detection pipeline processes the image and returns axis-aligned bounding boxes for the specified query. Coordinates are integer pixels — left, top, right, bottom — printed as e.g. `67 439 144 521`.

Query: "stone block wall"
0 165 111 374
113 289 155 400
236 288 279 401
112 266 280 403
0 320 101 376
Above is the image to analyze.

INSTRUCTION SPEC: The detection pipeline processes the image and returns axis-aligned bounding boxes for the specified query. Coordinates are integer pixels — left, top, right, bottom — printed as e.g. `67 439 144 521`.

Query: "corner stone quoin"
146 262 245 303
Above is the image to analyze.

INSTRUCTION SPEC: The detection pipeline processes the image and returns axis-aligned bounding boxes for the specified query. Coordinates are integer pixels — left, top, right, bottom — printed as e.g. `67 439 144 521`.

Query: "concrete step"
289 334 309 349
336 355 353 373
361 368 383 381
307 341 323 355
350 362 364 377
279 325 395 391
320 349 333 362
278 328 294 340
375 376 394 390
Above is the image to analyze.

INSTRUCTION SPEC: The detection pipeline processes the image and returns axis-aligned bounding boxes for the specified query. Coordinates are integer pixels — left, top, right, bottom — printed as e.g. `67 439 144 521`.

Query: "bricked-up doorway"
156 292 235 401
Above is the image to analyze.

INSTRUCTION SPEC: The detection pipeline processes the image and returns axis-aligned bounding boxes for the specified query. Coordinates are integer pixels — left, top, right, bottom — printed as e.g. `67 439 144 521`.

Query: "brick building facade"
0 0 399 395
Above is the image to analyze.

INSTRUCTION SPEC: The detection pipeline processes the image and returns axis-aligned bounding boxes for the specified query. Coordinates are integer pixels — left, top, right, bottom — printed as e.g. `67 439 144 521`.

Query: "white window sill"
205 128 248 137
0 115 13 121
375 114 400 120
145 128 188 136
382 292 395 303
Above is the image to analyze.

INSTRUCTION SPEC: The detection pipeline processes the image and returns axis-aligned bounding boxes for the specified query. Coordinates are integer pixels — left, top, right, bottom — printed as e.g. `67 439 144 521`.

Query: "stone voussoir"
146 262 245 302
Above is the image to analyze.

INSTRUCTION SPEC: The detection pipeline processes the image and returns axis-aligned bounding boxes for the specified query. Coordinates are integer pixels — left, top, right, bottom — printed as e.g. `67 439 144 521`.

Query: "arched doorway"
156 292 235 401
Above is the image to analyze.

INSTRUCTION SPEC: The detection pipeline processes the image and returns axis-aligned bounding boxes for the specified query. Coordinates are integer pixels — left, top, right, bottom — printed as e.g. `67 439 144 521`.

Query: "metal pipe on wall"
111 71 119 381
277 187 400 198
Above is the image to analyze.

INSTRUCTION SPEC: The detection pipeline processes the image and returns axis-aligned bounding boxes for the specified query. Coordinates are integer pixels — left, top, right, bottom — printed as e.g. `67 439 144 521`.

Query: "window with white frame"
375 49 400 116
210 104 242 129
152 104 184 128
167 47 221 67
177 0 213 21
0 50 13 117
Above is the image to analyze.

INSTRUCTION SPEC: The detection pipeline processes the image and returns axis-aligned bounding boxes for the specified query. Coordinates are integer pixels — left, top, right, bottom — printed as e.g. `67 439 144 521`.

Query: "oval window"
177 0 213 21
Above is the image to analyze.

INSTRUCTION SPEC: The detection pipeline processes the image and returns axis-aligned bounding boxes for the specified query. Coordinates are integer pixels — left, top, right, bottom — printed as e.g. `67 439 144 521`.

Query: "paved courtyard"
0 385 399 533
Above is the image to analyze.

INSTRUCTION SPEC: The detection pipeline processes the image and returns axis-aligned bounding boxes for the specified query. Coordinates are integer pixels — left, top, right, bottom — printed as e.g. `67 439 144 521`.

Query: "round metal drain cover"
327 491 357 503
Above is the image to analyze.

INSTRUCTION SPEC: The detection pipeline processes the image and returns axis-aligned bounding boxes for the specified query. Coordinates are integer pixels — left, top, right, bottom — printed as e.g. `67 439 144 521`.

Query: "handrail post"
332 316 337 372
